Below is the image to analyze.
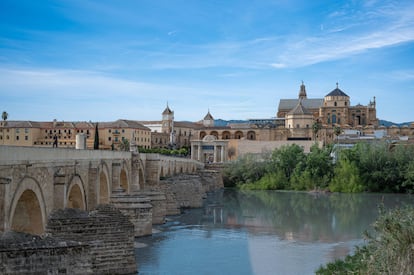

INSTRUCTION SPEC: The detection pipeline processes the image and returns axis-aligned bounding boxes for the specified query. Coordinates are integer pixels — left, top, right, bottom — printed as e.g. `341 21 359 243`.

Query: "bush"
329 159 364 193
317 205 414 274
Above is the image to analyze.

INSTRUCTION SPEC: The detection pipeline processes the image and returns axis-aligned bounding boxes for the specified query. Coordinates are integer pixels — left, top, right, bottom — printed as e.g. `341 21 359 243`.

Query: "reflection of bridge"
0 146 203 235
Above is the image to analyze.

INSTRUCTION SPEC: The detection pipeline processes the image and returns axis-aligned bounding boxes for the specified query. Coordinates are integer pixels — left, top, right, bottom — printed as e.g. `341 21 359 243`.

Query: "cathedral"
278 81 378 129
188 82 381 162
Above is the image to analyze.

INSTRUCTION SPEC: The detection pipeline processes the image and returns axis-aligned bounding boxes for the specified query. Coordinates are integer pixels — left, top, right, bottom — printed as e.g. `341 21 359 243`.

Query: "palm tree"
2 111 8 121
312 121 322 141
333 126 342 161
334 126 342 140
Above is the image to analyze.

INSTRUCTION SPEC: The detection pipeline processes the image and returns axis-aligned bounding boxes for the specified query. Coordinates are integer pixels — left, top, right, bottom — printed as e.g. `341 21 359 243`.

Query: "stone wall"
110 193 153 236
46 205 137 274
156 170 224 215
0 231 91 275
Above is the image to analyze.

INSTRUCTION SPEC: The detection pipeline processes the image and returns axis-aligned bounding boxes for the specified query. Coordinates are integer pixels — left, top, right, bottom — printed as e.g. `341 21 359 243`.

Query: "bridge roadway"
0 146 203 235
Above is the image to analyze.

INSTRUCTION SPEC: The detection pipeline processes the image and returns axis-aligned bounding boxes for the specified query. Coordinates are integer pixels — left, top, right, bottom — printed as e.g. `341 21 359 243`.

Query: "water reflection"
136 190 414 275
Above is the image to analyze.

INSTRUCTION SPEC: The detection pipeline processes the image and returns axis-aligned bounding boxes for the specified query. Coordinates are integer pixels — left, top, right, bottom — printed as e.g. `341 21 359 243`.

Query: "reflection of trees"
221 190 414 243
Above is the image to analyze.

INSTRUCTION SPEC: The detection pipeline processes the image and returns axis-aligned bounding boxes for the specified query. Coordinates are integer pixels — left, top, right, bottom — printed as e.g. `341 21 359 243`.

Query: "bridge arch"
98 162 111 204
67 175 86 210
138 159 145 189
120 168 128 192
160 166 164 178
9 177 47 235
119 160 131 193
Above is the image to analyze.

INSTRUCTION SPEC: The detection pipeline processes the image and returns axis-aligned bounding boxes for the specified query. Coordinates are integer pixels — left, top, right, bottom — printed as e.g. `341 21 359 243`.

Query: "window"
108 137 111 141
25 128 29 133
25 136 28 140
16 136 19 140
109 129 111 133
15 128 20 133
122 129 125 133
332 114 337 124
334 102 337 107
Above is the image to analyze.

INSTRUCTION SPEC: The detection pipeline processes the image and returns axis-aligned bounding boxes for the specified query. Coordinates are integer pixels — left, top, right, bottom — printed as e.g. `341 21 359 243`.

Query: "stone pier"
46 205 137 274
110 193 153 236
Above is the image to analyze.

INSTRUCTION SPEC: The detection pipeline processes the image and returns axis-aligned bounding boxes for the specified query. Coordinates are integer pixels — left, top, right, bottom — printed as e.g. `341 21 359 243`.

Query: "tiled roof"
204 111 214 120
287 100 312 115
278 98 323 111
162 105 173 115
0 120 39 128
326 87 349 97
99 119 150 130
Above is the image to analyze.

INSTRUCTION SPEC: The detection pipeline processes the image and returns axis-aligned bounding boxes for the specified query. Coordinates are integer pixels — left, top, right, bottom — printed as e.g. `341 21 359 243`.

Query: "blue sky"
0 0 413 123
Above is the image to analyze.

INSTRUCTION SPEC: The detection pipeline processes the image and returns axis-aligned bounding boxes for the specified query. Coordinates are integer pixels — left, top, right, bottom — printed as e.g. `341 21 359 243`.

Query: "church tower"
162 103 174 144
298 81 307 99
203 110 214 127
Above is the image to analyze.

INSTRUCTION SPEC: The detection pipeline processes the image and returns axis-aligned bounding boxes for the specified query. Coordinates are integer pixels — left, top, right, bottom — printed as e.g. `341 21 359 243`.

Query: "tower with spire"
203 109 214 127
161 103 175 145
298 81 307 99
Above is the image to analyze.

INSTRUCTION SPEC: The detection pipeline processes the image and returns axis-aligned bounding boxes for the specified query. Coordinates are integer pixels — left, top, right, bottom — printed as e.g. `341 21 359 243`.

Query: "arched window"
247 131 256 140
334 102 337 107
332 114 337 124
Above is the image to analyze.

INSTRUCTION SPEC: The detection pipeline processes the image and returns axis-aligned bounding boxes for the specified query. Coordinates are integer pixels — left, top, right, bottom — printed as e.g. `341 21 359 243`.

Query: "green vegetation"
138 146 189 157
93 123 99 150
316 205 414 274
222 142 414 193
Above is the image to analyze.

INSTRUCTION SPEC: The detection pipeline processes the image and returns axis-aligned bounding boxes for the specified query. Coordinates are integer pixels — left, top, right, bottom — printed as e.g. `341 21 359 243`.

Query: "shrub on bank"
222 142 414 193
316 205 414 274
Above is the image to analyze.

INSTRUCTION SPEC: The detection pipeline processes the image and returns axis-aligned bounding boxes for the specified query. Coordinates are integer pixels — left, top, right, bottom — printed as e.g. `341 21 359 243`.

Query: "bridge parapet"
0 145 131 165
139 153 204 186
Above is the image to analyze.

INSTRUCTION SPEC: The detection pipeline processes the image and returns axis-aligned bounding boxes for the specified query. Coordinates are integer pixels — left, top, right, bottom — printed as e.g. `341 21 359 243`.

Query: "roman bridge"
0 146 203 235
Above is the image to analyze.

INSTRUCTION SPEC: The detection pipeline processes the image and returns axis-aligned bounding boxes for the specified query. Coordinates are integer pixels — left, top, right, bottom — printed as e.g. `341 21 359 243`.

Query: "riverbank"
317 205 414 274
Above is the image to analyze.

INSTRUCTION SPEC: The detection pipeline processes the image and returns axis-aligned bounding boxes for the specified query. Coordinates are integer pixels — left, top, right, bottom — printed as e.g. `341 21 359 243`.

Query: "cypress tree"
94 123 99 149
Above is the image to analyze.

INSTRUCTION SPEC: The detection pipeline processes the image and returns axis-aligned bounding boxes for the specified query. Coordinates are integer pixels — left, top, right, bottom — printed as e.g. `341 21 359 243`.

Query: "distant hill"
379 120 413 127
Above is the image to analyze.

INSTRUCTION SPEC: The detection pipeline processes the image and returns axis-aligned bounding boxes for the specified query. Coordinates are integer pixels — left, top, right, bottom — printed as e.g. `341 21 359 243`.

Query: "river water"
135 189 414 275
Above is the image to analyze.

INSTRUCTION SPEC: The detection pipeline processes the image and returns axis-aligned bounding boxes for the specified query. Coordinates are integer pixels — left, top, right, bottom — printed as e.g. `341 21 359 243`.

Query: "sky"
0 0 413 123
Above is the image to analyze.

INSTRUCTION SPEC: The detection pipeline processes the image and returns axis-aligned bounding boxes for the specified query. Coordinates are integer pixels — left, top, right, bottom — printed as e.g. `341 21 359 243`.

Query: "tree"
333 126 342 141
119 138 130 151
269 144 306 180
2 111 8 121
93 123 99 150
312 121 322 141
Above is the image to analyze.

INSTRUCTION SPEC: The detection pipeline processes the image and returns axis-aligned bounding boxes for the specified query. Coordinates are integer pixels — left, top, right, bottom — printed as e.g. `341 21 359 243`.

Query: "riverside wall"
156 169 224 215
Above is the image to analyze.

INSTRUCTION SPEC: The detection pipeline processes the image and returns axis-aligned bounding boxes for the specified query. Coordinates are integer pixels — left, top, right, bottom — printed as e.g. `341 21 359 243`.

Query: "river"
135 189 414 275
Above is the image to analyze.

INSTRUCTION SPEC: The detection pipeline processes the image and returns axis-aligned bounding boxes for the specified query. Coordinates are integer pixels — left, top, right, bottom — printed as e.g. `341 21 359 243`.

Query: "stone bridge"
0 146 204 235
